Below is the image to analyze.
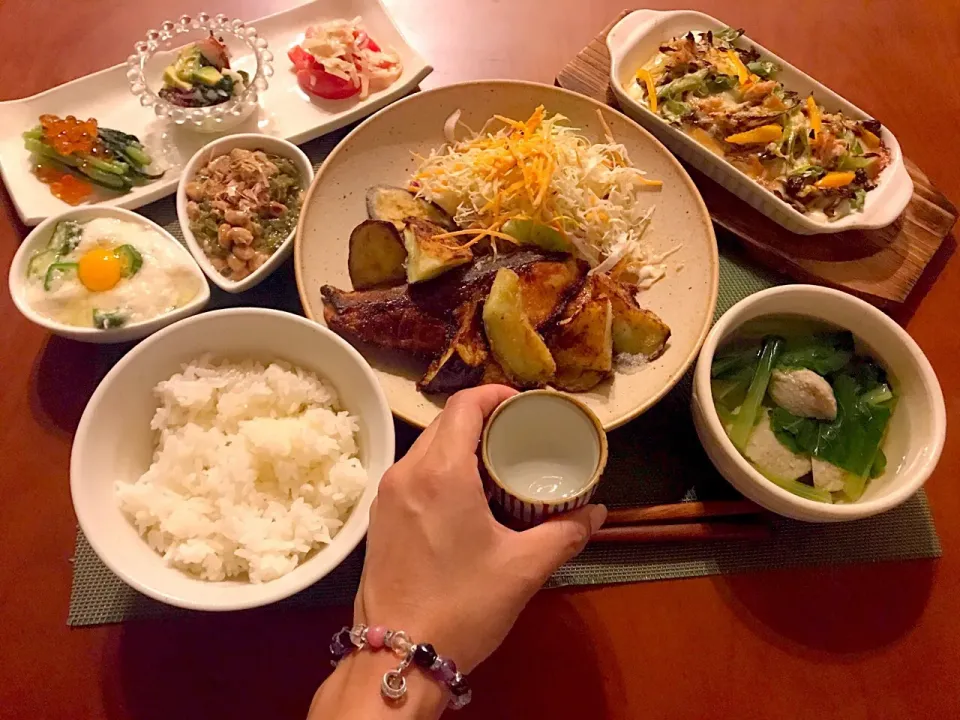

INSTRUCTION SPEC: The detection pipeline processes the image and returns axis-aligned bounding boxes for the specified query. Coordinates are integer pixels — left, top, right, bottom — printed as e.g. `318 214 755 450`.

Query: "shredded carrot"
635 176 663 187
432 227 520 245
493 114 525 131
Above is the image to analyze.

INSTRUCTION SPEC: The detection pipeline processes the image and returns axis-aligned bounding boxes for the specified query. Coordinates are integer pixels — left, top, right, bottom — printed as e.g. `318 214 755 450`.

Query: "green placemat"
66 133 941 626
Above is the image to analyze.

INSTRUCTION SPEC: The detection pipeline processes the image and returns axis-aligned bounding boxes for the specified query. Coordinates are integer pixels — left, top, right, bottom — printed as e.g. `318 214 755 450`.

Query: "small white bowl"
607 10 913 235
71 308 395 611
8 206 210 344
177 134 314 293
691 285 946 522
482 390 608 524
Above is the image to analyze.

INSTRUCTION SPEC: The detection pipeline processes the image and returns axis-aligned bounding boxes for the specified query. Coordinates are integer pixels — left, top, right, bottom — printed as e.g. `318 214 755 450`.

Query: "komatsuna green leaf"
770 407 819 455
776 331 854 375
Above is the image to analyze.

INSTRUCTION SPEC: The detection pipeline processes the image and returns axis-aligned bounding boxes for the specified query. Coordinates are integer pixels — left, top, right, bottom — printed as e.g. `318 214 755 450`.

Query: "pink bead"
366 625 387 649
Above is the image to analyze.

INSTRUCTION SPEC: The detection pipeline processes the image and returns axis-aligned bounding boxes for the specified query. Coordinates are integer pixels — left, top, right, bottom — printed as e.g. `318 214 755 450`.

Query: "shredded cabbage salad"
409 106 665 281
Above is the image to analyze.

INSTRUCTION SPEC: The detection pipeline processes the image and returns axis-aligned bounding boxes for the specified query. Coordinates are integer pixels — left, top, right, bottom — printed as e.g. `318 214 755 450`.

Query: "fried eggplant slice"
366 185 456 231
548 280 613 392
348 220 408 289
321 284 450 357
403 217 473 283
418 300 488 393
594 274 671 359
482 268 556 388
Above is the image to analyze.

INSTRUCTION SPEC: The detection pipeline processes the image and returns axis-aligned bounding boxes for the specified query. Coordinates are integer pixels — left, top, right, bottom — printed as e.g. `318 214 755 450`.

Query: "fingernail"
588 504 608 534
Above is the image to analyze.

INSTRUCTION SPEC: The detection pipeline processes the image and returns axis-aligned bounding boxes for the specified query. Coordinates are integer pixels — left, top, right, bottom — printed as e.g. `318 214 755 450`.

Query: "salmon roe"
39 114 100 156
34 163 92 205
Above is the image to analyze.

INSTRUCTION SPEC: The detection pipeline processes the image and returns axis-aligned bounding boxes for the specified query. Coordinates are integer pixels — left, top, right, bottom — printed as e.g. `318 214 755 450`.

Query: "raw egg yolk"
78 248 122 292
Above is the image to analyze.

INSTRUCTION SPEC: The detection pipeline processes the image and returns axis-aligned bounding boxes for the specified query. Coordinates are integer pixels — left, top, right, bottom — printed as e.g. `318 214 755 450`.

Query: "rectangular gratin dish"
607 9 913 236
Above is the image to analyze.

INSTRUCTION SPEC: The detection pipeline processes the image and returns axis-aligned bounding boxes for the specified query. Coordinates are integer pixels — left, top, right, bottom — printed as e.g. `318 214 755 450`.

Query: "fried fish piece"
321 284 450 357
324 250 587 357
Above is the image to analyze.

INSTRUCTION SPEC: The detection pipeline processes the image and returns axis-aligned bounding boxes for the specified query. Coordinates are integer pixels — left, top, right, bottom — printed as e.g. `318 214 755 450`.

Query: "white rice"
115 356 367 583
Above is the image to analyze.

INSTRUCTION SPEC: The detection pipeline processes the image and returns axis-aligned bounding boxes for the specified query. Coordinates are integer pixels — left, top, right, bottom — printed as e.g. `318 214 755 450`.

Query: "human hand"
354 385 607 673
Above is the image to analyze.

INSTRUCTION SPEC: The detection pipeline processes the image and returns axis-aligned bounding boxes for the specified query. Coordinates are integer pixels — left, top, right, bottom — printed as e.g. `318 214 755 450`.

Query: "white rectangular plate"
606 9 913 235
0 0 432 226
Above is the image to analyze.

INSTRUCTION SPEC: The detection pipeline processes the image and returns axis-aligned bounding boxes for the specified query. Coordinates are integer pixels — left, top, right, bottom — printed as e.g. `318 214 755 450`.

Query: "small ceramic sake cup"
482 390 608 524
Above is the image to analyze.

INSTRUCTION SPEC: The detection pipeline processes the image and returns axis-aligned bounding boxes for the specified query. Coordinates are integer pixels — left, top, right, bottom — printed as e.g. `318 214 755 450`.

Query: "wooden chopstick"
589 500 770 544
591 520 771 544
603 499 762 526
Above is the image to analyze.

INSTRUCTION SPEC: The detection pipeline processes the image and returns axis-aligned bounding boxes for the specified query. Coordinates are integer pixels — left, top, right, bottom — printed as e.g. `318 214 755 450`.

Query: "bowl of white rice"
70 308 394 611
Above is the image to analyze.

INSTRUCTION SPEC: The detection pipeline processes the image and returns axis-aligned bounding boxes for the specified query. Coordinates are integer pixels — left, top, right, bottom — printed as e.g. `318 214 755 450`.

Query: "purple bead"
450 688 472 709
449 674 470 697
413 643 438 669
434 658 458 683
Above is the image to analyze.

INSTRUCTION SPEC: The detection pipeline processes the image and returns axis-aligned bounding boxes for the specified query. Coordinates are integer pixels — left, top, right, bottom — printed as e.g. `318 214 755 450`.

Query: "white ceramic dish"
177 134 314 293
691 285 946 522
607 9 914 235
0 0 432 226
295 80 719 431
71 308 395 611
8 206 209 343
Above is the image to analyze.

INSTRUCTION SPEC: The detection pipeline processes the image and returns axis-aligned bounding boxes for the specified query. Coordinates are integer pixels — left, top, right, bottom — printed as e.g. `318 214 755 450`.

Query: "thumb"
515 504 607 584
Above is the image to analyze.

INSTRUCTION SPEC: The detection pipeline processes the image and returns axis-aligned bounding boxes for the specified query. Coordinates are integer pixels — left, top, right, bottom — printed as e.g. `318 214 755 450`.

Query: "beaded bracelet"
329 624 472 710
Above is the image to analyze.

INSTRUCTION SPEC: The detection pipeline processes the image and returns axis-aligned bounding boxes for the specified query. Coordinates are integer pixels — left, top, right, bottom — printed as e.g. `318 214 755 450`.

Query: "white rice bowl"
116 357 367 584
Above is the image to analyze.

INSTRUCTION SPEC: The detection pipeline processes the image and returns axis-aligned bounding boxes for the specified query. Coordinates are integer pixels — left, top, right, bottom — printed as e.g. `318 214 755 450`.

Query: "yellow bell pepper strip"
689 127 726 155
860 128 881 149
806 95 822 141
814 171 856 189
635 69 658 112
725 124 783 144
726 50 759 86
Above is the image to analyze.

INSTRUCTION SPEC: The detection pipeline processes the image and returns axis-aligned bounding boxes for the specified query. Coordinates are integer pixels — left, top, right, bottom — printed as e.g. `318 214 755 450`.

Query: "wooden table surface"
1 1 958 718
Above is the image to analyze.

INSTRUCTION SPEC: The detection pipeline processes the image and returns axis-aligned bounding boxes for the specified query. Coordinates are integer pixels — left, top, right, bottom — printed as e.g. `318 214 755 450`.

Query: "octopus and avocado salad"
626 28 890 219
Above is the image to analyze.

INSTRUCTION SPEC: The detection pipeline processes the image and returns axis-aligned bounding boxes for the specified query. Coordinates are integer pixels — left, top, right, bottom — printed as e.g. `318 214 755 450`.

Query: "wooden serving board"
556 12 958 306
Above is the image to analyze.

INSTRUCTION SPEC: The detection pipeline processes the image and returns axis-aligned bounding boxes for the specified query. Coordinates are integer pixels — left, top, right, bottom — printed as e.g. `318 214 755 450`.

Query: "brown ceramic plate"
295 80 718 430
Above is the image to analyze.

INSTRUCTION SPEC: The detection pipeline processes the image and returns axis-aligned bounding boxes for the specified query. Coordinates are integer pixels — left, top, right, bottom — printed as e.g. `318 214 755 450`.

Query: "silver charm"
381 670 407 700
380 649 414 702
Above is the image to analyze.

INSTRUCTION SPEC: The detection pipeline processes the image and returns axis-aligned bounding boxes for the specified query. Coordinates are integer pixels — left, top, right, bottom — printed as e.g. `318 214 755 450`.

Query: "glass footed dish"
126 13 273 133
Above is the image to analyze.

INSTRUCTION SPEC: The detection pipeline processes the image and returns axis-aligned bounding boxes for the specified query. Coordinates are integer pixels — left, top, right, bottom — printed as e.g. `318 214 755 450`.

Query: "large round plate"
295 80 718 430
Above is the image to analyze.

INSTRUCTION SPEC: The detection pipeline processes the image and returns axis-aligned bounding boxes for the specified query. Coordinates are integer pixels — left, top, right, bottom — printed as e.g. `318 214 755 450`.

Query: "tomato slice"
296 68 360 100
355 31 381 53
289 43 362 100
288 45 314 71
